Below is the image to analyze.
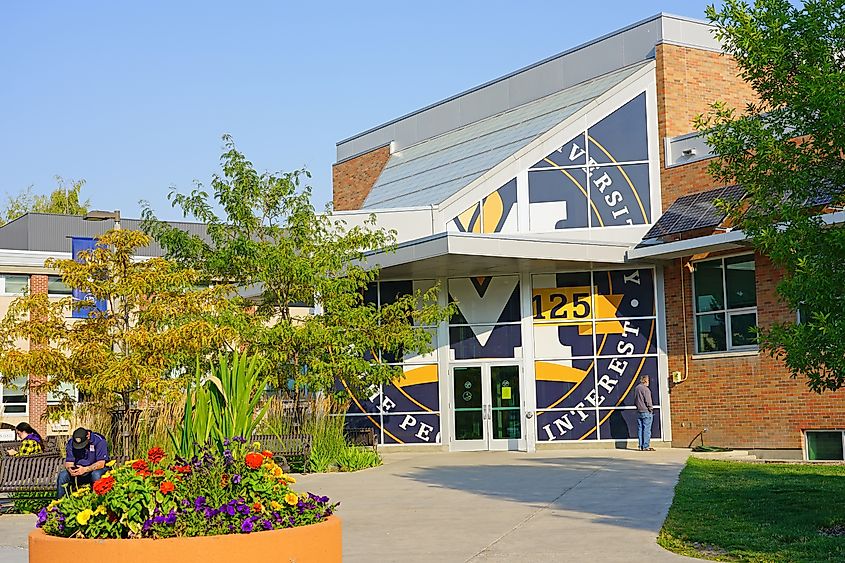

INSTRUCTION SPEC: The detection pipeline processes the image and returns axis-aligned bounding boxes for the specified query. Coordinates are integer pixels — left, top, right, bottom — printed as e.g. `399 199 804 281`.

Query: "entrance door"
451 364 523 451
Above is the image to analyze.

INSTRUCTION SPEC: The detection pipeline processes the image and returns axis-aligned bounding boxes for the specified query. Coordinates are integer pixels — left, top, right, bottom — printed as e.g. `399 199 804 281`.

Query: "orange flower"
261 450 273 458
220 474 229 487
136 469 151 478
147 447 165 464
159 481 175 494
244 452 264 469
131 459 148 472
93 475 115 495
252 502 263 513
172 464 192 474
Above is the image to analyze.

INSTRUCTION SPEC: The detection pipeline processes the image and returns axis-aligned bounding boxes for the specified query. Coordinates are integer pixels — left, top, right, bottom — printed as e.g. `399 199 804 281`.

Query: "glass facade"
693 255 757 353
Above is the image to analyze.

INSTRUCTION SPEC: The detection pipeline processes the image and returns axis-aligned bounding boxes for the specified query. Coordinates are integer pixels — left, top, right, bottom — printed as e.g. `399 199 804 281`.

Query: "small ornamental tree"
0 229 237 447
4 176 90 224
142 135 453 396
697 0 845 391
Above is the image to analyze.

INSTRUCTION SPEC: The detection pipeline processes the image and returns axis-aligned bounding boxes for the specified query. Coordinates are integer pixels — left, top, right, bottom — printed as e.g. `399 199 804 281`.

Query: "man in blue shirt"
57 427 110 498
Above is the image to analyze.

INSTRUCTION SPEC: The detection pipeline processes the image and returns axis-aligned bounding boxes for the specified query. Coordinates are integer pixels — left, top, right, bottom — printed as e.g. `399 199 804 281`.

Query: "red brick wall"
657 44 845 451
28 274 48 425
664 253 845 449
655 43 758 208
332 145 392 211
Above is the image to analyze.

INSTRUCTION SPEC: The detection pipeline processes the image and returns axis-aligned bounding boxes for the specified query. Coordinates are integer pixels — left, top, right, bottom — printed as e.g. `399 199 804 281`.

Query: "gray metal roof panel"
362 64 647 209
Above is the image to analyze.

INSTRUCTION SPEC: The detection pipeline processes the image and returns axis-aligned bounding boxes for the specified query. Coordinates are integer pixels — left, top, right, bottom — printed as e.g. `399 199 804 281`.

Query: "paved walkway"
295 448 697 562
0 448 696 563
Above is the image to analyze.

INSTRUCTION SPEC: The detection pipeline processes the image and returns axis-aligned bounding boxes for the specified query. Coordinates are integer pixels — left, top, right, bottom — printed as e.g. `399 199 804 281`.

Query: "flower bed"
37 441 338 539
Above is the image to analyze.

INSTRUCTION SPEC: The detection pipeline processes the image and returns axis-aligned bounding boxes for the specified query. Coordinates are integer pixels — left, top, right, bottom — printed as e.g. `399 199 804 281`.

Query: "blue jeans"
637 411 653 450
57 468 106 498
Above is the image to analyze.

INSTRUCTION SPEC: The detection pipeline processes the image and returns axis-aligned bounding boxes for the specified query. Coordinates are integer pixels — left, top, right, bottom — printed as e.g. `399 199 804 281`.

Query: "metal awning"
359 231 633 278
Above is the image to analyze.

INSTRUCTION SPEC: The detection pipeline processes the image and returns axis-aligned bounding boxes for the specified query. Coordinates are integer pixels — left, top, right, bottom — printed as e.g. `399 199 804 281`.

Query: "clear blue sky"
1 1 717 221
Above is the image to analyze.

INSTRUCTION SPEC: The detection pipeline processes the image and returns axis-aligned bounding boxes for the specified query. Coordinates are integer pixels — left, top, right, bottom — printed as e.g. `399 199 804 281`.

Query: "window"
0 274 28 295
47 381 78 405
1 376 27 415
806 430 845 461
693 255 757 353
47 275 72 296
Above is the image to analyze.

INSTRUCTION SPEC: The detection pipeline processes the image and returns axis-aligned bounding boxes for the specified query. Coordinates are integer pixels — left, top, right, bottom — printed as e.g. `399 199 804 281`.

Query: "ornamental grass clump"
37 442 337 539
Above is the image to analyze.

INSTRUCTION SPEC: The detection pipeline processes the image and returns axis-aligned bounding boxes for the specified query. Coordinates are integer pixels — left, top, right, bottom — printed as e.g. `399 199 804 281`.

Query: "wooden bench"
344 428 377 450
251 434 312 473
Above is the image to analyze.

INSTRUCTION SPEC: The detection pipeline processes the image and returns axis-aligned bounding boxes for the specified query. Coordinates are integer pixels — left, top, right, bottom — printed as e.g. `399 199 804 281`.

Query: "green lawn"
659 458 845 562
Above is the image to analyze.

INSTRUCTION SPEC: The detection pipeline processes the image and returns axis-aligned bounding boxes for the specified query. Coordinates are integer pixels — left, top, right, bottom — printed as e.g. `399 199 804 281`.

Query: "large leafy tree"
0 230 237 422
141 135 452 394
4 176 91 224
697 0 845 391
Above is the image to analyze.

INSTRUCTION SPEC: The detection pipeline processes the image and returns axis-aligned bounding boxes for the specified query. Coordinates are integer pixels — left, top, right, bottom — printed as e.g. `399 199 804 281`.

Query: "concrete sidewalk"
0 448 696 563
295 448 697 562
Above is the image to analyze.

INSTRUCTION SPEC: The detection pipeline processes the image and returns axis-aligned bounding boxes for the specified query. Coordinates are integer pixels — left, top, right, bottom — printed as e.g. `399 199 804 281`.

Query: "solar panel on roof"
643 185 746 240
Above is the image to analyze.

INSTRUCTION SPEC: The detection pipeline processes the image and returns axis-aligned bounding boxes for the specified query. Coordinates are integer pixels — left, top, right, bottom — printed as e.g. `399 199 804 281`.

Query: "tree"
0 229 237 449
4 176 91 224
141 135 453 395
697 0 845 391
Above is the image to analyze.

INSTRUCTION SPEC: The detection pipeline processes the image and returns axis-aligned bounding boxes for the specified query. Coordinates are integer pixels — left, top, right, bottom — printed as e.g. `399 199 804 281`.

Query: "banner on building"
71 237 108 318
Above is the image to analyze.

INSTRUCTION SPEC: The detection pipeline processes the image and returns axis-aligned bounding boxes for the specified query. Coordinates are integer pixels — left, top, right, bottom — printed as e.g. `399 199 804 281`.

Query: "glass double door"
452 364 523 451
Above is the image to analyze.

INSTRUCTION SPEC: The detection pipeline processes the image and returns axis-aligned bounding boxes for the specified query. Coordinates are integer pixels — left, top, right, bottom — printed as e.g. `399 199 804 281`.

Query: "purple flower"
36 508 47 527
164 510 177 526
262 519 273 530
223 438 230 446
241 518 254 533
232 436 247 444
223 504 236 517
203 507 218 519
237 505 250 515
231 474 241 484
194 496 207 511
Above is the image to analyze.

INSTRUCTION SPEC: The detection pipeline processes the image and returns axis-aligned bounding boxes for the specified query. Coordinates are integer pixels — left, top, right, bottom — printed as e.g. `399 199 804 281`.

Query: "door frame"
448 360 526 452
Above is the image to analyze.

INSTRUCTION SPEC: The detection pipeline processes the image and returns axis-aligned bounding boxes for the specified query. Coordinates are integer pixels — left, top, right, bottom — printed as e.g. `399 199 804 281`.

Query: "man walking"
635 375 655 451
57 427 110 498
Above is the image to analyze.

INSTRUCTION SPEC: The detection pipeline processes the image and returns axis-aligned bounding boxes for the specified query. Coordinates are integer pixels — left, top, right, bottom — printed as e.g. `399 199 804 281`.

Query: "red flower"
244 452 264 469
153 469 164 477
172 464 191 474
93 475 115 495
159 481 175 494
136 469 151 478
147 447 165 464
252 502 263 513
261 450 273 459
132 459 148 472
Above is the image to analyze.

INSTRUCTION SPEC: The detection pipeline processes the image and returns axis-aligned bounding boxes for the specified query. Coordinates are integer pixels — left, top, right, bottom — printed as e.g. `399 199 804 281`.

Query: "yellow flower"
285 475 296 484
252 441 261 450
94 505 107 516
76 509 94 525
270 501 282 511
284 492 298 506
106 460 116 467
48 500 60 509
272 467 283 478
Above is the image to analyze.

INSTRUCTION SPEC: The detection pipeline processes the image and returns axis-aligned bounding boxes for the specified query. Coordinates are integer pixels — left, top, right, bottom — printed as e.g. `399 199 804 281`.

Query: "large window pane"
48 275 72 295
807 431 844 461
697 313 726 353
2 376 27 414
694 260 724 312
3 275 28 295
730 312 757 348
725 256 756 308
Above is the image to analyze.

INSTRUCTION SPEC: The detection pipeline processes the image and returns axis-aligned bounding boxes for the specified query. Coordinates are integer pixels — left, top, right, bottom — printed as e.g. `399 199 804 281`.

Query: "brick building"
331 13 845 459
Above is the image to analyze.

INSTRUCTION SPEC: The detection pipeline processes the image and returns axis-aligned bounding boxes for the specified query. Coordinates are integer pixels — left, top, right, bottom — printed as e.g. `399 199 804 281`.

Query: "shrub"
37 442 337 539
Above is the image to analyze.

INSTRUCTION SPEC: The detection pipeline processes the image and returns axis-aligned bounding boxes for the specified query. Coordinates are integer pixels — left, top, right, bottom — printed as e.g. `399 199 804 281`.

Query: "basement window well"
805 430 845 461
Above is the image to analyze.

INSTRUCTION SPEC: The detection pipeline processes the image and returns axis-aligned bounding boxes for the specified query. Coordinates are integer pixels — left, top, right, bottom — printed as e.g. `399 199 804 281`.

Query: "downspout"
680 259 690 380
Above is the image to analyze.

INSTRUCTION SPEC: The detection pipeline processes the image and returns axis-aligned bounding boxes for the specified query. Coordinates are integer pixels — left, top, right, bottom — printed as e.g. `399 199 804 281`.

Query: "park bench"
0 452 62 500
344 427 377 450
251 434 312 473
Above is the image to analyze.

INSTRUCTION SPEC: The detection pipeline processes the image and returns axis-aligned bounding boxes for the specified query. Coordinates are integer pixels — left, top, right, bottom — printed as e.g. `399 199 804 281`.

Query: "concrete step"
691 450 758 462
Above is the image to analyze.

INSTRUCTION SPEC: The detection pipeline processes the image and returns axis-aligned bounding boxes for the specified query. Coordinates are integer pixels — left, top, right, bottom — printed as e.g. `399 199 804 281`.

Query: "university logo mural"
528 93 651 231
342 280 441 445
448 275 521 359
449 179 517 234
532 268 661 441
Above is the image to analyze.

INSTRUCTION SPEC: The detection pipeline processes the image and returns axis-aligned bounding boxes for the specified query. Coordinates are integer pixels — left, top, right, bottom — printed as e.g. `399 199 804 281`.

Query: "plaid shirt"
13 438 43 456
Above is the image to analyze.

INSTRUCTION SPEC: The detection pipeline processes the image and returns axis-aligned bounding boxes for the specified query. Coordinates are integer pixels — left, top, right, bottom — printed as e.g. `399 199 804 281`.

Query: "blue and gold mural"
448 275 522 359
450 179 518 234
342 279 441 445
533 268 660 441
528 93 651 231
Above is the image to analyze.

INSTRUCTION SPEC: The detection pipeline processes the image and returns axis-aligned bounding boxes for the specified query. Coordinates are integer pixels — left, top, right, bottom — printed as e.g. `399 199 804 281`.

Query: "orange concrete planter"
29 515 341 563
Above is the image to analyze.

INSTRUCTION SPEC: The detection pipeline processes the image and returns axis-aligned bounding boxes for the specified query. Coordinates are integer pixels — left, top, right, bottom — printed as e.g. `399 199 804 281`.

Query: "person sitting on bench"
5 422 44 456
57 427 109 498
